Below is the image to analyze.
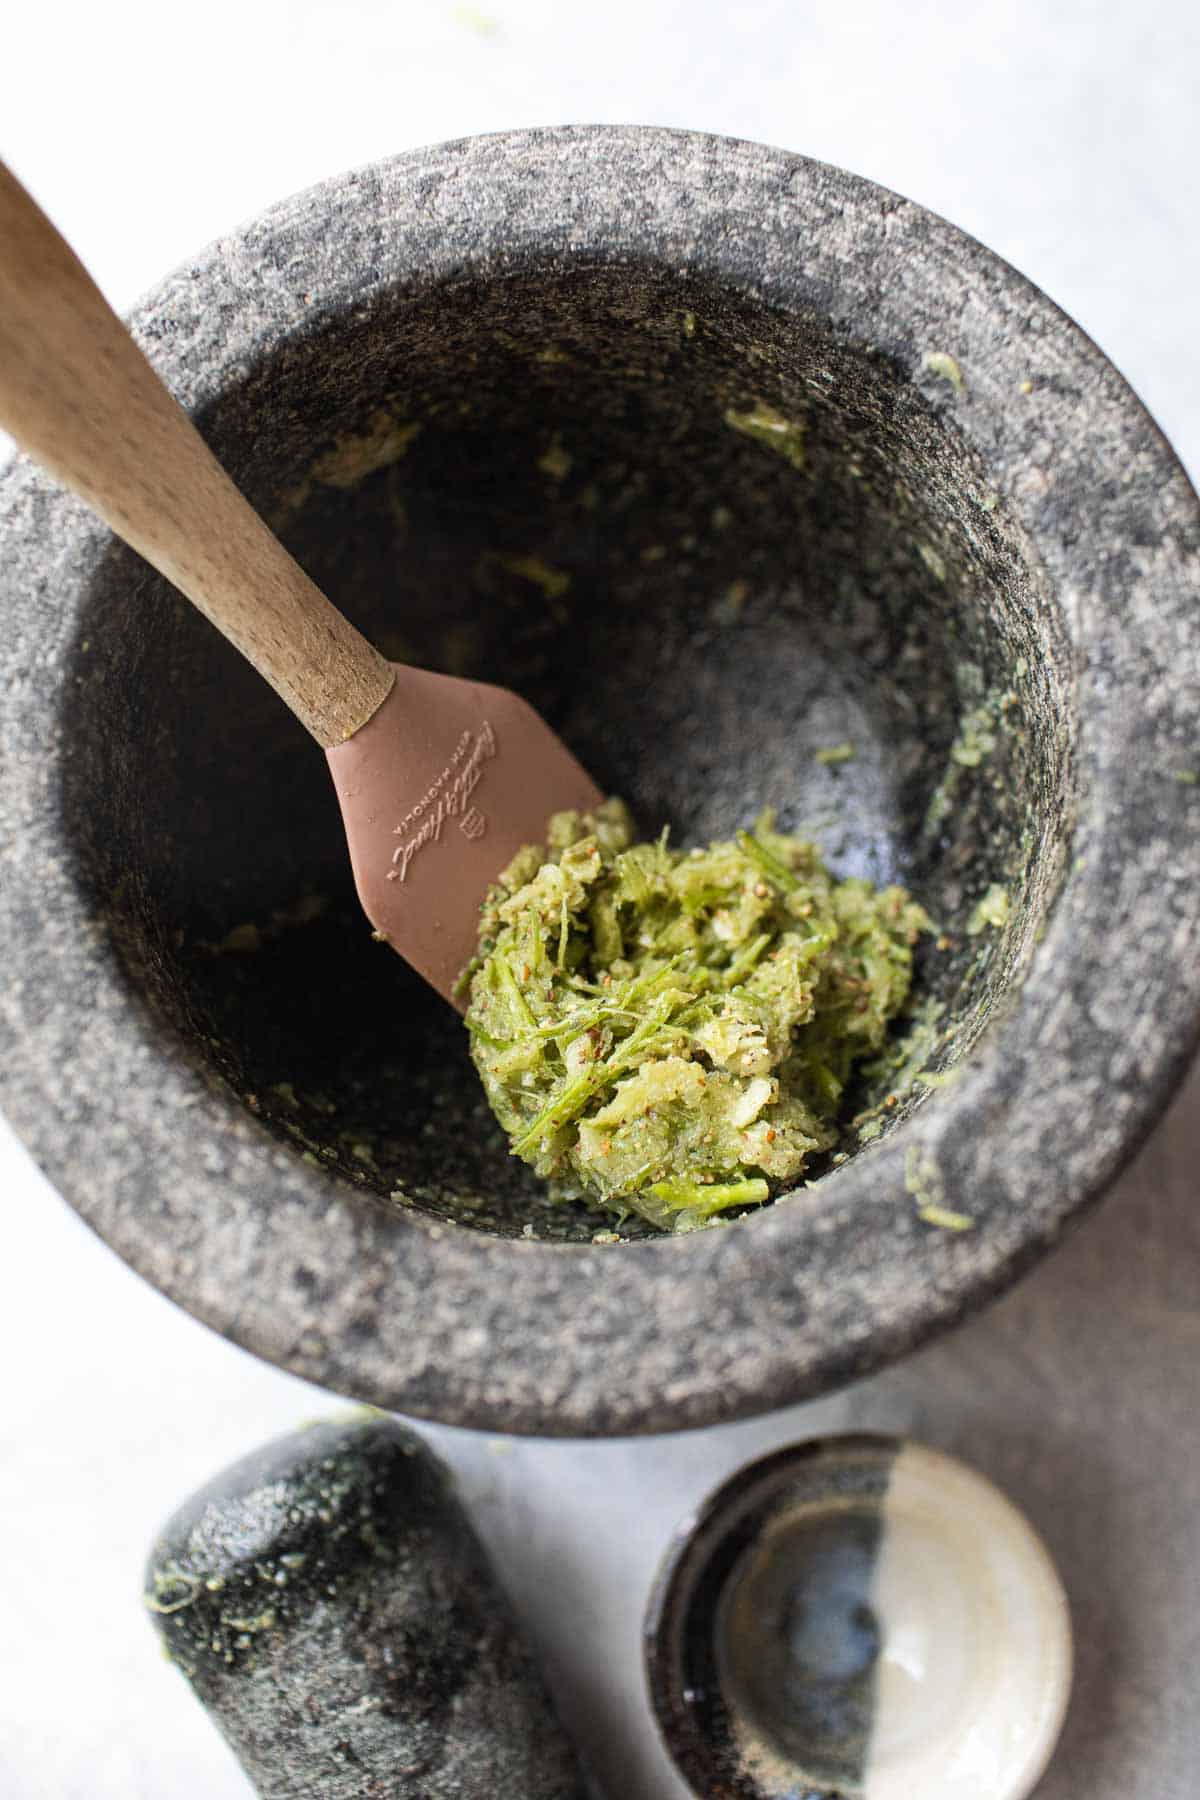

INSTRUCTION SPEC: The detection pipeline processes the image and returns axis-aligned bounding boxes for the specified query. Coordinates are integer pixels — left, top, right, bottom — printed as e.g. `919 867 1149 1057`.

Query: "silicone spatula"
0 161 603 1004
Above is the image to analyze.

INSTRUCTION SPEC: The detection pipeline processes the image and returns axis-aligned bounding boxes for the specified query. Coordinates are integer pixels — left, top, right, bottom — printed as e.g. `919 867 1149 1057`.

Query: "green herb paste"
460 802 928 1234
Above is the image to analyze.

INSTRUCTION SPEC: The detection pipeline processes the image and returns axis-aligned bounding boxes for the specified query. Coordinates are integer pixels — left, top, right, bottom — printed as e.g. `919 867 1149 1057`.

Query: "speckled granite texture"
143 1415 589 1797
1 127 1198 1433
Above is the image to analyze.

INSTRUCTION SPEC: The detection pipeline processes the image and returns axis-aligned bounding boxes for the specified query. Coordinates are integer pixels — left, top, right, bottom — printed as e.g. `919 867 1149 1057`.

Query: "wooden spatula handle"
0 161 394 747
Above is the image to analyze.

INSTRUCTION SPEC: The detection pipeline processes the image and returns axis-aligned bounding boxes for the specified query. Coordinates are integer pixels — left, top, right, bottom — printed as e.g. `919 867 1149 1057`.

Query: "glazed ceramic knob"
144 1415 589 1799
646 1434 1072 1800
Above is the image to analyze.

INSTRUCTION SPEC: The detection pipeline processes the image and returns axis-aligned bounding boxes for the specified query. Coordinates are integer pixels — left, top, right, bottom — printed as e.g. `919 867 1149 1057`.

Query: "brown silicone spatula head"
0 161 602 1006
327 669 602 1002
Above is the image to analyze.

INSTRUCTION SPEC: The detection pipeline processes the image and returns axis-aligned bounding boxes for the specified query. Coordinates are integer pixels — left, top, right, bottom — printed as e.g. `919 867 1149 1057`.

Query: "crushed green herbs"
949 704 999 768
489 552 571 602
724 400 807 470
537 434 572 481
904 1142 973 1231
917 542 948 582
815 740 856 766
922 350 966 395
968 883 1010 935
460 801 929 1234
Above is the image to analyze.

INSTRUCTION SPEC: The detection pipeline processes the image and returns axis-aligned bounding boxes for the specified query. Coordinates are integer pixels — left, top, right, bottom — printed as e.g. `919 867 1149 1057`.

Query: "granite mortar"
1 127 1198 1432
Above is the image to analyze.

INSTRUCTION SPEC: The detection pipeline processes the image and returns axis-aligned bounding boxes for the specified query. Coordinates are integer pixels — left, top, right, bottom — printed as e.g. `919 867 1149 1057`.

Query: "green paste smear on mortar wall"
460 801 929 1234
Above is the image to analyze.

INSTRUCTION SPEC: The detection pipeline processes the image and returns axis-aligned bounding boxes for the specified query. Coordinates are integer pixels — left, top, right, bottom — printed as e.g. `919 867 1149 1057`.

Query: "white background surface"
2 4 1198 1796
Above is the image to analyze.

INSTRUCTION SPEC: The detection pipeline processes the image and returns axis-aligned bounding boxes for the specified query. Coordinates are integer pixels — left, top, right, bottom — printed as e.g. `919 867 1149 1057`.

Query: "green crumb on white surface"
724 400 807 470
968 884 1011 935
461 801 928 1234
452 3 500 33
815 741 856 766
922 351 966 394
1173 769 1198 785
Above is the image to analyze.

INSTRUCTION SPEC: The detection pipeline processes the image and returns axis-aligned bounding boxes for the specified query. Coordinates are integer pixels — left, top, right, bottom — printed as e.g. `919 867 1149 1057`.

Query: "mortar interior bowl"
2 127 1198 1434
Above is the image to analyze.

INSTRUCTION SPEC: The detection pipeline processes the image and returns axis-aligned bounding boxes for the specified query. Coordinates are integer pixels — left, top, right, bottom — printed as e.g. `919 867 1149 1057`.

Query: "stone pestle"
144 1414 590 1798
